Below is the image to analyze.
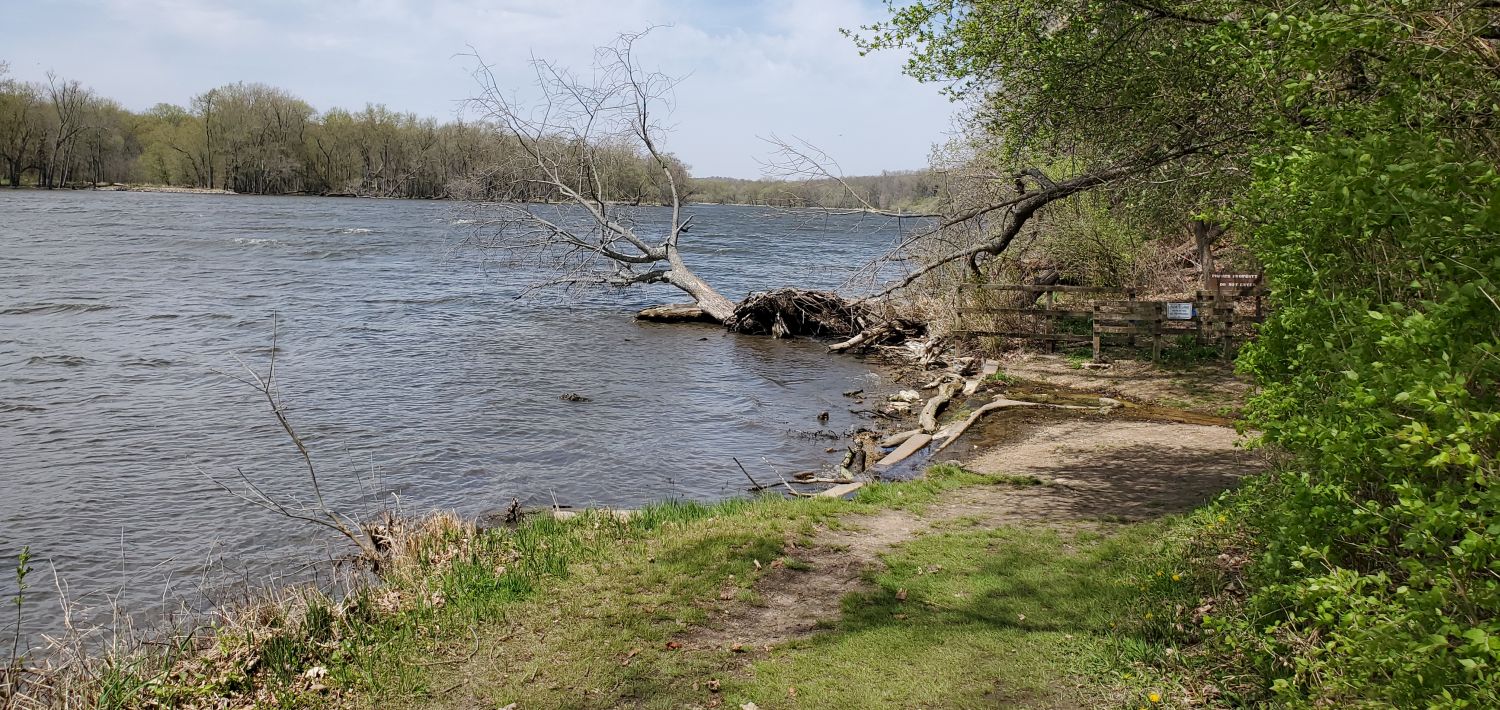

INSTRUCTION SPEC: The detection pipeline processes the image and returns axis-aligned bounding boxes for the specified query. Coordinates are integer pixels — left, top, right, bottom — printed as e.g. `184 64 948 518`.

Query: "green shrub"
1227 4 1500 705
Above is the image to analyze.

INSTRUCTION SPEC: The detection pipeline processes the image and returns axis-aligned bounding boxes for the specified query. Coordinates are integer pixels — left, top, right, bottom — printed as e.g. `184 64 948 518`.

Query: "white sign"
1166 302 1194 320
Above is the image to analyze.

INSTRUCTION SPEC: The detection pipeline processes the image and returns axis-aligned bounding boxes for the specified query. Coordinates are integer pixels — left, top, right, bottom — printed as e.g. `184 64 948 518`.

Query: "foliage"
0 71 688 200
850 0 1254 286
689 170 943 212
862 0 1500 704
1229 3 1500 705
3 547 31 702
1028 195 1187 290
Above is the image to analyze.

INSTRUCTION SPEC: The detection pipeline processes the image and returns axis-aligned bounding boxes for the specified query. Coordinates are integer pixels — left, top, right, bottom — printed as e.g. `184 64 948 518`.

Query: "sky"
3 0 958 178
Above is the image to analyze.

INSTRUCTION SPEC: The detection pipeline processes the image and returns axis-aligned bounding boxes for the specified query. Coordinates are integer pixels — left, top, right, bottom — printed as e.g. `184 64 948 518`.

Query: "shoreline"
3 351 1258 707
1 184 933 213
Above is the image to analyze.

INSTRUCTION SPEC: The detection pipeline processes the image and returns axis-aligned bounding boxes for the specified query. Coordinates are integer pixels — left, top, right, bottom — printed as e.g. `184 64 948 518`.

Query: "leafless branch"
200 315 384 567
759 133 942 218
459 30 738 321
851 134 1249 301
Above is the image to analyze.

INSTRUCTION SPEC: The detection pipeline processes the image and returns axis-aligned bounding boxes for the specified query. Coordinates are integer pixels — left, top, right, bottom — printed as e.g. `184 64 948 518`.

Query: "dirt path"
685 509 922 651
1000 352 1251 415
691 418 1267 653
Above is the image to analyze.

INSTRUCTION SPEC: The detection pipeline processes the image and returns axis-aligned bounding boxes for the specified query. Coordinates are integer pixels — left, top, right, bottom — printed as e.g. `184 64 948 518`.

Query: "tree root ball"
728 289 866 338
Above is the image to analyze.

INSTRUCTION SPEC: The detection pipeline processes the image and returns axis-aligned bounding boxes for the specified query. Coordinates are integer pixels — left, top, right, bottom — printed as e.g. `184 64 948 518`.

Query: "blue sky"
4 0 957 178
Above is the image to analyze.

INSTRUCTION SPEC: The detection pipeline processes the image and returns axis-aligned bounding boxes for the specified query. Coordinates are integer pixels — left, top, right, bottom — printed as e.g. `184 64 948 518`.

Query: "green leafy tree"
859 0 1500 704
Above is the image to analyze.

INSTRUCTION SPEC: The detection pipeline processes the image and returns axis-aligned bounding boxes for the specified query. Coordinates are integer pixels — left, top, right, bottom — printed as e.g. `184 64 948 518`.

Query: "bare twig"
732 457 764 492
200 316 384 567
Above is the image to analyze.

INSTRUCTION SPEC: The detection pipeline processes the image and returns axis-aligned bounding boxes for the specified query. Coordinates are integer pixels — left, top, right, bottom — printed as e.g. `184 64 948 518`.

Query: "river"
0 190 905 645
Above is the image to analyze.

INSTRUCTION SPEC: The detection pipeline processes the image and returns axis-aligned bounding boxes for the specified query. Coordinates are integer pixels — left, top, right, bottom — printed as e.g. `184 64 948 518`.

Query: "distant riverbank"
91 183 237 195
4 183 937 213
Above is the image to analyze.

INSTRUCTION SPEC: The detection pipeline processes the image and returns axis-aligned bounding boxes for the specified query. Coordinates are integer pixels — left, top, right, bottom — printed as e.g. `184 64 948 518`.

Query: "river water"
0 190 904 644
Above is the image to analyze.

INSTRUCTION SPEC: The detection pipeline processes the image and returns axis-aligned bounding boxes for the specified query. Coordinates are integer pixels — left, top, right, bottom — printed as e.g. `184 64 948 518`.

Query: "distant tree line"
0 64 695 201
0 63 932 204
688 171 942 212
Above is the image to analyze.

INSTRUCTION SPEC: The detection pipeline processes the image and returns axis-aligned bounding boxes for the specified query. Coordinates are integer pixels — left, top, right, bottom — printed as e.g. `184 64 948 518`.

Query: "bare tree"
461 29 739 322
42 73 89 189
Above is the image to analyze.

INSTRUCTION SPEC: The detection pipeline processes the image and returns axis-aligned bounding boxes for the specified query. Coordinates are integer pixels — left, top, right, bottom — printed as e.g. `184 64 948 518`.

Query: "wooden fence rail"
951 275 1266 361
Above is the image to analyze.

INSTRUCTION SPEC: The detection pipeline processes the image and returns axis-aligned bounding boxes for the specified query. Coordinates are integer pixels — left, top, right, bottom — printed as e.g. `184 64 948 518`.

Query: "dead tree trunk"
665 249 736 322
1191 220 1224 290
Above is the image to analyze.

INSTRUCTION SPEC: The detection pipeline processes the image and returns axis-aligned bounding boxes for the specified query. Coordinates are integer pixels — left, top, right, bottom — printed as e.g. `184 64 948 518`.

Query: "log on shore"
828 318 926 353
635 303 719 323
932 398 1040 454
879 428 926 448
818 481 866 498
918 379 964 433
876 432 934 469
962 360 1002 396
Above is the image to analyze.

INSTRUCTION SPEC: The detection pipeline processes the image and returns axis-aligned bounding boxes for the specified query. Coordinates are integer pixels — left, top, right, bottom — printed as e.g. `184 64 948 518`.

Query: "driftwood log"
932 398 1040 453
636 303 719 323
879 428 926 448
829 318 926 352
631 288 924 352
876 432 934 469
918 378 964 433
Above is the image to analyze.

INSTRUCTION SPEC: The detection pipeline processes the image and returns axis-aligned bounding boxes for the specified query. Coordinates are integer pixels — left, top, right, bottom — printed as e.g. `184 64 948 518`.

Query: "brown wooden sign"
1208 272 1264 295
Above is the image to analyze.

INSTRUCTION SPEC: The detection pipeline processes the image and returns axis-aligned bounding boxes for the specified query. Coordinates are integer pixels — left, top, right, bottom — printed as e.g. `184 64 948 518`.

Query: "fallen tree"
462 31 880 340
460 32 1229 353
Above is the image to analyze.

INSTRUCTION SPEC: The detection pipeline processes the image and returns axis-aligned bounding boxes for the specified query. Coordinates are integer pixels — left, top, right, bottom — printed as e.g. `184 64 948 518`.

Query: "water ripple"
0 190 911 645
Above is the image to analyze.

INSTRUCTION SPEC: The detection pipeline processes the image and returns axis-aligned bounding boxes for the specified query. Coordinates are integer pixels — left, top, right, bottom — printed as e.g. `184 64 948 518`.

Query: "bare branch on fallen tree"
459 30 739 322
858 136 1247 302
758 133 943 218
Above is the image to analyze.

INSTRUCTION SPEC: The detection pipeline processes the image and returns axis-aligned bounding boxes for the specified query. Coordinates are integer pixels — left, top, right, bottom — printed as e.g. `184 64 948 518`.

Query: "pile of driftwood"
881 358 1123 461
758 355 1125 497
637 288 924 349
729 288 863 338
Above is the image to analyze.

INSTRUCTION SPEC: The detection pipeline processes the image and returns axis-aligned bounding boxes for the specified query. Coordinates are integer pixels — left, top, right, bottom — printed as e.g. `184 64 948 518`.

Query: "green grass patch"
345 496 853 708
728 523 1190 708
81 466 1219 709
984 370 1020 385
1065 349 1092 369
852 463 1042 514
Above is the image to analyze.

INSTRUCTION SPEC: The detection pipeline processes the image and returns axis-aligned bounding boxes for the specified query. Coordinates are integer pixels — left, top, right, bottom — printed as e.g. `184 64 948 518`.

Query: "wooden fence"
952 274 1266 361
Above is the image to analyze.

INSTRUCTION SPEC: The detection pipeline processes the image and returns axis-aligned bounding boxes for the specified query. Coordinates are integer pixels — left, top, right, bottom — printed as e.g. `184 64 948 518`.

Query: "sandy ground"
1000 352 1252 414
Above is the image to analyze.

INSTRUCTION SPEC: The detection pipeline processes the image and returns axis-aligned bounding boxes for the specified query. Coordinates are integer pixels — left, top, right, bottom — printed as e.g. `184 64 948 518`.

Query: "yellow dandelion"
1149 692 1162 703
1144 612 1153 620
1171 573 1182 581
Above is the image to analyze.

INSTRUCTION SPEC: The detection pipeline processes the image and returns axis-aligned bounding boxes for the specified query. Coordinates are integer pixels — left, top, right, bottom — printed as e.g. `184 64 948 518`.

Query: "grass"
730 524 1187 708
852 463 1037 513
1065 349 1093 369
1158 335 1228 368
984 370 1020 386
40 466 1217 709
373 497 845 709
